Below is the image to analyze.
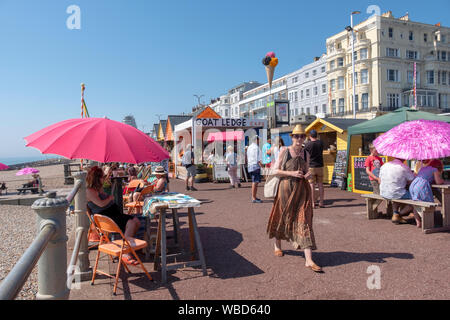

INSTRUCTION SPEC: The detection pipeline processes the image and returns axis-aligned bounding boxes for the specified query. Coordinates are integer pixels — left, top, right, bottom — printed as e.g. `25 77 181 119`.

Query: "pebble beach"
0 163 76 300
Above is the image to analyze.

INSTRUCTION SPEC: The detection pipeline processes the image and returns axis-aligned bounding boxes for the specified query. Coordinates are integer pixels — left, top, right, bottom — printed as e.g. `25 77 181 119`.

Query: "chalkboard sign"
330 150 347 189
351 156 388 194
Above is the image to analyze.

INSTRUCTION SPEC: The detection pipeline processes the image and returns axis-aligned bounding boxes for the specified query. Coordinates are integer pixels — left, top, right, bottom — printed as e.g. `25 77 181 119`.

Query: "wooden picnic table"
431 183 450 231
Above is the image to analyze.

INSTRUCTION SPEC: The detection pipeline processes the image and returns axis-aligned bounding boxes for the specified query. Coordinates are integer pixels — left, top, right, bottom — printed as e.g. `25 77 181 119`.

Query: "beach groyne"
6 158 75 170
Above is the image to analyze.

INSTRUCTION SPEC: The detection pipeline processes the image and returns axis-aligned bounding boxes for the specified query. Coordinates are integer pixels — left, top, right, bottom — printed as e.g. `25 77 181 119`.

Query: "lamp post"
194 94 204 108
347 11 360 119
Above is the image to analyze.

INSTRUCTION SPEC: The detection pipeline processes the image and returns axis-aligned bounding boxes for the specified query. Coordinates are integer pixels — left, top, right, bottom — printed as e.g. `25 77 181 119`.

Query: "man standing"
182 144 197 191
305 130 325 208
247 136 263 203
379 158 415 224
365 143 383 194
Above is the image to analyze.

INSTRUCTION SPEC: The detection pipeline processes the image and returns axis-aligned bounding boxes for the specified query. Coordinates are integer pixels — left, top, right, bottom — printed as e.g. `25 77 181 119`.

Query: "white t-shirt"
246 143 261 172
380 159 415 199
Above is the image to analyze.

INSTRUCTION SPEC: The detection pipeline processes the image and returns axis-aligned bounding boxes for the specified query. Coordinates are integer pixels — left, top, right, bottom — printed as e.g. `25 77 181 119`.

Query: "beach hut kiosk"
157 120 167 144
304 117 367 185
346 107 450 193
173 106 267 180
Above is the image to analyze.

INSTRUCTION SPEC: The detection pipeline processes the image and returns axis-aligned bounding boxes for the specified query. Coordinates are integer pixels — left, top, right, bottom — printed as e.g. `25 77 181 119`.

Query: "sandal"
305 263 323 273
122 255 139 265
274 249 284 257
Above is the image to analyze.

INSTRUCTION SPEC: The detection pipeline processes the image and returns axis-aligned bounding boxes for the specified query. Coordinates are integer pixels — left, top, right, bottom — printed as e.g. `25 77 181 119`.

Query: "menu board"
351 156 388 194
330 150 347 190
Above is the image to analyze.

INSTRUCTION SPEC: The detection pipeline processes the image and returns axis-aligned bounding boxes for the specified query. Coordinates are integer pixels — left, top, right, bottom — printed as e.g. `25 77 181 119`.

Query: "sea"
0 155 62 166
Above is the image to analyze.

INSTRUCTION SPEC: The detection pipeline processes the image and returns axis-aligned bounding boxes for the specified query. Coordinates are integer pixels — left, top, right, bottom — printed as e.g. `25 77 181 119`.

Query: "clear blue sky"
0 0 449 158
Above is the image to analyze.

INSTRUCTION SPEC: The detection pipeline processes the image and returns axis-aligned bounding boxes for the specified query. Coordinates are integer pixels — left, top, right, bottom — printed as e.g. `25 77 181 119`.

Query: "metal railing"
0 171 90 300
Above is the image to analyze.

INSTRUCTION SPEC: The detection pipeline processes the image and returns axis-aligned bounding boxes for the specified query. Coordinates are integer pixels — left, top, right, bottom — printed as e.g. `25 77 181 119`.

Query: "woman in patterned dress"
267 125 322 273
409 159 444 228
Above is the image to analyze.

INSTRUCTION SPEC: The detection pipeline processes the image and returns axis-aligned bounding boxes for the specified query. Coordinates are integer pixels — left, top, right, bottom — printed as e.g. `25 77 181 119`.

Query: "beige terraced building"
326 11 450 119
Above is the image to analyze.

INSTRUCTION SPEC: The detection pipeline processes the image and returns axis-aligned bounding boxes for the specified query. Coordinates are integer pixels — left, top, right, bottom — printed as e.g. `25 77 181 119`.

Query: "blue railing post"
32 192 70 300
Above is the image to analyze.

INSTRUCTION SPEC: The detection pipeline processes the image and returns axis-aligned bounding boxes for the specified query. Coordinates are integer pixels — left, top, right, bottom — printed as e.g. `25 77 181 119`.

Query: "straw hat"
290 124 306 136
152 166 167 175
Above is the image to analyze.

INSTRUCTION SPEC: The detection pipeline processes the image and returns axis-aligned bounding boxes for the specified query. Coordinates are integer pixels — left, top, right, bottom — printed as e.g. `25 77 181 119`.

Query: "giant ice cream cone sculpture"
262 51 278 89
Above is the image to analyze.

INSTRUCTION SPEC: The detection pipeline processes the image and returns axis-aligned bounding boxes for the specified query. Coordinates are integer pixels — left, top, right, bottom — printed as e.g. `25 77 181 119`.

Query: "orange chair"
125 185 154 214
91 214 153 295
122 179 145 204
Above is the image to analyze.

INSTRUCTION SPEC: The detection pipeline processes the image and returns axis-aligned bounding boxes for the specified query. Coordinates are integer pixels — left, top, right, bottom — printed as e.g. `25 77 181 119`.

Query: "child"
365 143 383 194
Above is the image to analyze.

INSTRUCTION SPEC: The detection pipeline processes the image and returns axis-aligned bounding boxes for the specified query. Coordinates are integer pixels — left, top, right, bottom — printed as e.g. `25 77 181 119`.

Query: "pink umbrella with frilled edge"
0 163 9 171
373 120 450 160
24 117 170 164
16 167 40 176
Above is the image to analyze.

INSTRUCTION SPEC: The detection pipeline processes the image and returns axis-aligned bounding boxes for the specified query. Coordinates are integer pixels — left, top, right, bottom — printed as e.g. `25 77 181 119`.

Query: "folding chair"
122 179 145 205
91 214 153 295
86 207 105 250
125 185 155 214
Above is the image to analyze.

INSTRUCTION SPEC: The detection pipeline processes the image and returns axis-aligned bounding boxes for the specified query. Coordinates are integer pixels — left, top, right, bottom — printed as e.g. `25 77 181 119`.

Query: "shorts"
308 167 324 184
185 165 197 178
370 180 380 195
249 169 261 183
400 190 412 200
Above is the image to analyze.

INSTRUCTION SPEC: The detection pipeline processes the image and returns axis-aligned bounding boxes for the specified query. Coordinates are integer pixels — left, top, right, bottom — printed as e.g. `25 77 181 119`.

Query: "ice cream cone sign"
262 52 278 89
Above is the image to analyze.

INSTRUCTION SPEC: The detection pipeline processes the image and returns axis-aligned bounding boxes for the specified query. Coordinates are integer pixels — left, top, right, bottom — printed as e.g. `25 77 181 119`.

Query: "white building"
286 54 328 118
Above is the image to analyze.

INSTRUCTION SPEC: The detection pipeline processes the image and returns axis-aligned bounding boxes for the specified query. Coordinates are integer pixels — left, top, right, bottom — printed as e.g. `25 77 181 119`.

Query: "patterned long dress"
267 149 316 250
409 166 438 203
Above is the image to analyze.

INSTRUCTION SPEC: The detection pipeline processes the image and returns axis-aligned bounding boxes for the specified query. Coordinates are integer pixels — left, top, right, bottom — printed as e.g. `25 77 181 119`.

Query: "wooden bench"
361 193 442 234
17 187 39 195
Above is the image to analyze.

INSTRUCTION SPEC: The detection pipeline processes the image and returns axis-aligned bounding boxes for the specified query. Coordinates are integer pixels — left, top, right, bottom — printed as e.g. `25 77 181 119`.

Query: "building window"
338 98 345 113
354 94 359 111
386 48 399 57
389 28 393 38
337 57 344 67
306 89 310 97
362 93 369 110
330 60 335 70
353 72 358 86
387 69 399 82
305 72 309 79
442 51 447 61
360 48 368 60
314 106 318 114
361 69 369 84
406 50 418 60
306 107 311 115
353 51 358 61
313 87 317 96
338 76 345 90
322 84 327 94
321 66 326 73
443 71 448 85
313 69 317 76
294 91 298 102
409 31 414 41
427 71 435 84
387 93 400 108
322 104 327 114
332 100 336 114
424 33 428 42
442 35 447 43
301 90 304 99
441 94 448 108
407 70 420 85
330 79 336 91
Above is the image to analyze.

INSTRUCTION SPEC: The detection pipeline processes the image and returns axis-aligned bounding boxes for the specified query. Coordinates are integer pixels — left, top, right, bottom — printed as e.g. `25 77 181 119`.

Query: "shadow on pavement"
199 226 265 279
283 250 414 267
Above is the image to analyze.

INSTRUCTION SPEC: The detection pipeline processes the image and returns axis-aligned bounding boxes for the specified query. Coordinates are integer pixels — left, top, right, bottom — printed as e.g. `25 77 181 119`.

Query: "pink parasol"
24 117 170 164
16 167 40 176
373 119 450 160
0 163 9 171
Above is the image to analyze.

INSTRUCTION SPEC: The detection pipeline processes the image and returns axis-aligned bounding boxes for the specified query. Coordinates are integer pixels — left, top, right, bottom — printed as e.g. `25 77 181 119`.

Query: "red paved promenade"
68 179 450 300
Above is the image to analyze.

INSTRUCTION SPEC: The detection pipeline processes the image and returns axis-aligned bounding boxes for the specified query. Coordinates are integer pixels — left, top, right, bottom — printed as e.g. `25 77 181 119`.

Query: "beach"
0 163 75 300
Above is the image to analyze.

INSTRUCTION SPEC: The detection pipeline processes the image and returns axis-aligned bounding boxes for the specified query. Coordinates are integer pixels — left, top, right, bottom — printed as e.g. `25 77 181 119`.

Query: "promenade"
69 178 450 300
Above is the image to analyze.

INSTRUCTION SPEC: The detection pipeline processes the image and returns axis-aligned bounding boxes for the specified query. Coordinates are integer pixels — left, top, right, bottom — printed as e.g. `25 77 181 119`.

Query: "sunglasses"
292 134 306 139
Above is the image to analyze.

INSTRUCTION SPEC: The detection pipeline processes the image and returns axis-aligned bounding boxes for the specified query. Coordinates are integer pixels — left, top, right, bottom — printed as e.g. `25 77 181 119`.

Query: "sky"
0 0 449 158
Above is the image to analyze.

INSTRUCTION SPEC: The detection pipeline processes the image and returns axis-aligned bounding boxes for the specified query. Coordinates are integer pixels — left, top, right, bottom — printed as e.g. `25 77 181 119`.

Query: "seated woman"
0 182 6 195
152 166 169 193
86 166 141 265
409 159 445 228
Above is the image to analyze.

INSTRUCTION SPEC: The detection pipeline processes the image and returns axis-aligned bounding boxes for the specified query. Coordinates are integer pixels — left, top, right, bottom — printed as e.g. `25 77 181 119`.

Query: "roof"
167 115 192 129
159 120 167 133
305 118 367 133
